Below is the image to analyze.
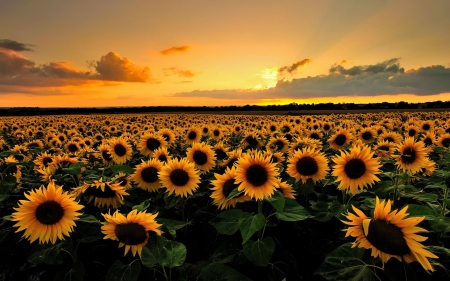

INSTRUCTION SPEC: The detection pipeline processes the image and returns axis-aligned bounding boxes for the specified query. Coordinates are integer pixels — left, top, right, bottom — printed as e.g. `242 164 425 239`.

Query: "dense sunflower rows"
0 112 449 280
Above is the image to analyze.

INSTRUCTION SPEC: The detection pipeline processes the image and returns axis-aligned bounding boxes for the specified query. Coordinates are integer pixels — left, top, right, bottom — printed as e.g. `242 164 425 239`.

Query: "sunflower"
159 158 201 197
287 147 329 184
65 141 81 154
358 127 377 143
379 131 403 144
221 149 243 169
328 129 354 150
186 142 217 173
131 159 163 192
405 125 420 138
112 172 132 189
137 133 167 156
234 151 279 201
213 142 229 162
101 209 162 258
211 167 251 210
421 132 436 148
373 140 395 160
34 152 54 169
267 136 289 153
267 122 279 134
210 126 223 141
393 137 428 174
185 127 202 144
264 151 285 169
72 178 128 208
153 146 172 164
436 133 450 149
288 137 322 156
98 143 114 165
307 130 323 140
332 145 381 195
108 137 133 164
12 181 83 244
276 178 296 199
342 197 438 272
242 132 262 150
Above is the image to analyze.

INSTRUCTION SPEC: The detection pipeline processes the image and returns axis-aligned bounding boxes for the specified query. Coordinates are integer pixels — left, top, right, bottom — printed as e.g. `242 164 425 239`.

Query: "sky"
1 0 450 107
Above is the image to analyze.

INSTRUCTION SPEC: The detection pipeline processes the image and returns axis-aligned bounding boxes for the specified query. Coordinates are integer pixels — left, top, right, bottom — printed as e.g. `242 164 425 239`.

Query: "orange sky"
1 0 450 107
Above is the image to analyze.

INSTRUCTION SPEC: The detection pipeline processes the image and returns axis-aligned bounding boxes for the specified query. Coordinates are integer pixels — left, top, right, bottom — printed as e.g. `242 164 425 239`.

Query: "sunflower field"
0 112 450 281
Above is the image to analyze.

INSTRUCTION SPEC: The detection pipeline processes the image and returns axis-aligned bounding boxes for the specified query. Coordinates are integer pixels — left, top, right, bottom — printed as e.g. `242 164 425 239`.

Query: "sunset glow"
1 0 450 107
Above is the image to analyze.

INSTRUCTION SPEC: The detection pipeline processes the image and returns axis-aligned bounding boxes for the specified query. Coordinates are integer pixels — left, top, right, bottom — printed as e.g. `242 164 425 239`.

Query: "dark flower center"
102 150 113 162
275 140 285 150
146 138 161 151
84 184 117 198
245 164 268 186
324 124 330 131
13 154 24 161
401 147 417 164
193 150 208 165
285 133 293 141
271 155 279 163
226 158 238 169
423 138 433 147
213 130 220 137
188 131 197 140
114 223 147 245
384 137 394 143
68 144 78 153
162 134 170 141
222 178 240 198
422 124 430 130
245 136 259 147
43 157 53 167
118 178 128 186
310 133 320 140
270 125 276 132
114 144 127 156
442 138 450 148
365 219 410 256
344 158 366 179
378 145 390 151
408 129 416 137
170 169 190 186
158 154 168 162
282 126 290 133
203 127 209 134
296 156 319 176
215 149 227 160
362 132 373 140
35 200 65 225
141 167 159 183
334 134 347 146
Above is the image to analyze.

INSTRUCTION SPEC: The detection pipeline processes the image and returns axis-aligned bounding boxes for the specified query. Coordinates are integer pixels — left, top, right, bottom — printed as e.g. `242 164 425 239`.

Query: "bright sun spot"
251 67 278 90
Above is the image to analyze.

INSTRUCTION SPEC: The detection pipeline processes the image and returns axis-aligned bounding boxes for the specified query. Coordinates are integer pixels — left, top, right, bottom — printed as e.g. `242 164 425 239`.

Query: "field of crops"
1 112 449 281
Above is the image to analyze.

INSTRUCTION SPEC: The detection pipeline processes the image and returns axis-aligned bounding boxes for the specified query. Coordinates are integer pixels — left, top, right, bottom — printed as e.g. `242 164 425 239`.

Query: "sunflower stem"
442 177 450 217
161 265 169 281
257 200 263 240
393 169 400 209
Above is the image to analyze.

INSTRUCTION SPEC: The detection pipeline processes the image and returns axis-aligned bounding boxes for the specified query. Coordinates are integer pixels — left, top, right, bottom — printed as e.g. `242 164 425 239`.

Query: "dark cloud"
94 52 154 82
278 58 313 77
160 45 190 55
174 59 450 100
0 39 34 52
329 58 404 76
163 67 196 78
0 49 156 88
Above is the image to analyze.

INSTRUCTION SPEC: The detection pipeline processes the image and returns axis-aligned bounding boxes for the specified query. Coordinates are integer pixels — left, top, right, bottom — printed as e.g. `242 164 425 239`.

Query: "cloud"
0 49 156 89
173 59 450 100
94 52 154 82
163 67 196 78
278 58 313 78
0 39 34 52
329 58 404 76
159 45 190 55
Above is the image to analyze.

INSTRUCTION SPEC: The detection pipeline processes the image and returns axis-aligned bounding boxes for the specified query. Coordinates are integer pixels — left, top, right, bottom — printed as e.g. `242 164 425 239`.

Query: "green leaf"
424 184 446 189
106 260 141 281
225 187 244 201
200 263 252 281
157 218 189 239
315 242 375 281
412 193 438 202
312 211 334 222
109 165 135 174
141 246 158 268
405 204 439 220
297 178 315 195
213 240 243 264
62 163 84 174
265 190 285 212
0 151 20 157
132 200 150 212
428 217 450 233
77 214 100 224
276 199 311 221
158 237 187 268
239 213 265 244
243 237 275 266
209 209 243 235
27 241 68 265
330 200 346 219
